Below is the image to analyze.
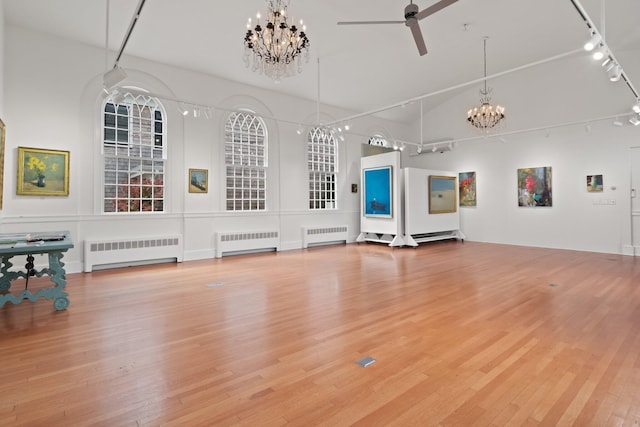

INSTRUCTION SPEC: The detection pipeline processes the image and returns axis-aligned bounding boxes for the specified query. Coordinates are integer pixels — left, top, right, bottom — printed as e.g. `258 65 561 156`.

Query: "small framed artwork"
0 118 5 208
458 171 476 207
17 146 69 196
189 168 208 193
587 174 603 192
429 175 457 214
351 183 358 193
363 166 392 217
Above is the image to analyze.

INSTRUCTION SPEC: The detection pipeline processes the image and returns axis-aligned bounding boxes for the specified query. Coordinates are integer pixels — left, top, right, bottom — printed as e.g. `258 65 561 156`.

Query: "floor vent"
356 356 377 368
84 235 183 272
302 226 348 248
215 231 279 258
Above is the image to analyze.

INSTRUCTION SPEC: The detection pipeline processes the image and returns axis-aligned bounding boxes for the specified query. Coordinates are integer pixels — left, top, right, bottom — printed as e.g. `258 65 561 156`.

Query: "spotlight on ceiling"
629 116 640 126
633 101 640 114
592 47 606 61
584 33 602 51
612 118 623 127
608 65 622 82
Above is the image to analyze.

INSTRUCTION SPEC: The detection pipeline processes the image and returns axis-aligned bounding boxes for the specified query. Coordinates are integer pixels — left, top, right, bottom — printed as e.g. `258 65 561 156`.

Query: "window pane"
103 93 166 213
224 112 267 211
307 128 337 210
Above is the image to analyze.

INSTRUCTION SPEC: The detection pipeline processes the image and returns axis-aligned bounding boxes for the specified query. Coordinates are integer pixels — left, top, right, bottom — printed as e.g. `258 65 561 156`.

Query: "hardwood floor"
1 241 640 426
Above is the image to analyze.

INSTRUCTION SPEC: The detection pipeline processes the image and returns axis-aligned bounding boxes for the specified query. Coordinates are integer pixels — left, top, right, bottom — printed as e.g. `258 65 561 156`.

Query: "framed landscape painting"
517 166 552 207
429 175 457 214
363 166 392 217
458 171 476 207
189 168 208 193
17 147 69 196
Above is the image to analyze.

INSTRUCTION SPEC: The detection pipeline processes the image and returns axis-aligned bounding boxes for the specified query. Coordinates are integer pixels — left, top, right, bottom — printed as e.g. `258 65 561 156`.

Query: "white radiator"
84 235 183 272
302 225 348 248
215 230 279 258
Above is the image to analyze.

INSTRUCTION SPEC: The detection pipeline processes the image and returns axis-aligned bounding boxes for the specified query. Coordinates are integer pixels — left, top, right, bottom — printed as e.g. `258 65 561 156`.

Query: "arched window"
224 111 268 211
308 127 337 209
368 135 389 147
102 92 165 213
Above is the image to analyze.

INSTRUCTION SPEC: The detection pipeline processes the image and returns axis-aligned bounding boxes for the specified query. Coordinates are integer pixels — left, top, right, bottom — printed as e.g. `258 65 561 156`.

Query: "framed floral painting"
17 147 70 196
458 171 476 207
517 166 552 207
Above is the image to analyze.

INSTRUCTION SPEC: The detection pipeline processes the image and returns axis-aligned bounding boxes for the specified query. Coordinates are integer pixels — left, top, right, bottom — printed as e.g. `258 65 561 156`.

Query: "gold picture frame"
429 175 457 214
0 118 5 208
17 147 70 196
188 168 208 193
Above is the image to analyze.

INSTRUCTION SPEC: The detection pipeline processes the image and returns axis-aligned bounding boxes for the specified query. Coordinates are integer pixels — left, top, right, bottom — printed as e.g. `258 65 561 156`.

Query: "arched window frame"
224 111 268 211
102 92 166 213
368 135 390 147
307 127 338 210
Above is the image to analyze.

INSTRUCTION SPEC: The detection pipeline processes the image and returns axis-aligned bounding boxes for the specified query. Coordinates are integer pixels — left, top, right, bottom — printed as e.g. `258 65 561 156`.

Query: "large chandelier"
467 37 505 130
243 0 310 81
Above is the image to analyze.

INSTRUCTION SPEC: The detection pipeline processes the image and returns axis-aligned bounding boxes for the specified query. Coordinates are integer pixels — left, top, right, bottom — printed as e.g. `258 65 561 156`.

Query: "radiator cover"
84 235 183 272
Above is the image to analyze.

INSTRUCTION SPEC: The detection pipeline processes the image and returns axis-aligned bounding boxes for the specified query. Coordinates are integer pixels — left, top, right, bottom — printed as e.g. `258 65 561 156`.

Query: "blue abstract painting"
363 166 392 217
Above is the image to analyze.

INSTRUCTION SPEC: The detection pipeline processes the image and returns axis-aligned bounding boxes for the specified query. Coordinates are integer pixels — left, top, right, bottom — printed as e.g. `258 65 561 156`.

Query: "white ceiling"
4 0 640 123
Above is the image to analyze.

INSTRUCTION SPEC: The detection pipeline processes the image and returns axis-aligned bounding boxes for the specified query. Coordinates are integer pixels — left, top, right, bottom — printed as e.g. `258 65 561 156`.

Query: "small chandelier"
243 0 310 81
467 37 505 130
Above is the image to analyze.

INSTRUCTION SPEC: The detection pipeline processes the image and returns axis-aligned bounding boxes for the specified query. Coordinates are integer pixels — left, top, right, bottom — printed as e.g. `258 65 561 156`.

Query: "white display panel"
359 151 403 244
404 167 460 236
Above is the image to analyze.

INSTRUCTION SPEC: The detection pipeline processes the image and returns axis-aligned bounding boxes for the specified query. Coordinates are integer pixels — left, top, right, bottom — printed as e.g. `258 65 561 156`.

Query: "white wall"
404 51 640 255
1 25 412 272
0 0 4 118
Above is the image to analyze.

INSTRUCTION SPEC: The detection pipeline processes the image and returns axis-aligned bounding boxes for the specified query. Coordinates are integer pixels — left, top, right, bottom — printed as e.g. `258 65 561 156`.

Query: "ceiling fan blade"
416 0 458 20
408 20 428 56
338 20 405 25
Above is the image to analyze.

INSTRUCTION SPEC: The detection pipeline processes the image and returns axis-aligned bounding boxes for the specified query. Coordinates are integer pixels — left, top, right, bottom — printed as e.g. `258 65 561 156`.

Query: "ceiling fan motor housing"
404 3 419 21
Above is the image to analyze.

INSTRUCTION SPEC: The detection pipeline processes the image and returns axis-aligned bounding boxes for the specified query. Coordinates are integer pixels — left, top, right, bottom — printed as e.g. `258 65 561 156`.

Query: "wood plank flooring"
1 241 640 426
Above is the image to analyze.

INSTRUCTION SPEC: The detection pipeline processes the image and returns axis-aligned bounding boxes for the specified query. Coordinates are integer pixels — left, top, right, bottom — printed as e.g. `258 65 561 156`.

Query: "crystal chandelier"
243 0 310 81
467 38 505 130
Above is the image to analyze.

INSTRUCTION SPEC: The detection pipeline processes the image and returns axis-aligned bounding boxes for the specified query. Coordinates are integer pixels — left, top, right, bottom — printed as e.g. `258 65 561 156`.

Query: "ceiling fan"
337 0 458 56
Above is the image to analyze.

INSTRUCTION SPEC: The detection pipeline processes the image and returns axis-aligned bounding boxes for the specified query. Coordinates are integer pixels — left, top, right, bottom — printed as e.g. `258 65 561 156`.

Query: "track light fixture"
608 64 622 82
583 33 602 51
103 66 127 90
630 116 640 126
632 101 640 114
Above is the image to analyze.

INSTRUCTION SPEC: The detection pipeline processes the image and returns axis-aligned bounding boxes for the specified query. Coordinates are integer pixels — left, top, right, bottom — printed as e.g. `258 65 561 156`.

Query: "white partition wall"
357 151 404 246
403 167 463 246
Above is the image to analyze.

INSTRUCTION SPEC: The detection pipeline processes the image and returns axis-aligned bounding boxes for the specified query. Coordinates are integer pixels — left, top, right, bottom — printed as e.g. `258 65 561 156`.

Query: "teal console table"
0 232 74 311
